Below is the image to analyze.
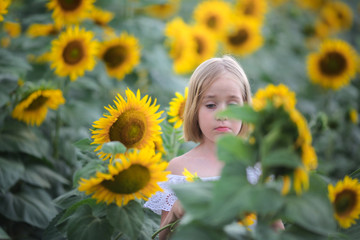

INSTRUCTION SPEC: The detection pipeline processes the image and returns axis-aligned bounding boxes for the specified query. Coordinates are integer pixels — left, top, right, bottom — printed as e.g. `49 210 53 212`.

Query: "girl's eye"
228 102 238 106
206 104 216 109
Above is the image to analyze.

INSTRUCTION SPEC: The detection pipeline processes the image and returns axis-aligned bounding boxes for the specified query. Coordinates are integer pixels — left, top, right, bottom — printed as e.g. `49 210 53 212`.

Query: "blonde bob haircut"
183 55 252 143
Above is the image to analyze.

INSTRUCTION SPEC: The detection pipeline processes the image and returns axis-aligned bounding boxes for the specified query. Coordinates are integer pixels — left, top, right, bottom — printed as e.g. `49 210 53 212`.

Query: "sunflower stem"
151 219 180 239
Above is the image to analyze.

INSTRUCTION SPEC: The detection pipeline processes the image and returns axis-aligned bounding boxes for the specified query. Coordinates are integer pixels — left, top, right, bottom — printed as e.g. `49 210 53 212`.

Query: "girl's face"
198 74 244 144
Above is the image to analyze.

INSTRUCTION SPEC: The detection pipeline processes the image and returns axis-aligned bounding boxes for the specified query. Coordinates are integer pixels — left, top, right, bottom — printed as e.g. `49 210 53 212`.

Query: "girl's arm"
159 200 184 240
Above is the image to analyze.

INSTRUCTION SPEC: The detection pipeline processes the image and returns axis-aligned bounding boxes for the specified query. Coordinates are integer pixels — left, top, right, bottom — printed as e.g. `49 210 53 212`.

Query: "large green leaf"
171 222 227 240
0 48 31 76
0 227 10 240
101 141 127 155
172 181 214 220
0 157 25 191
261 148 302 169
74 138 97 152
106 201 144 240
0 184 58 228
66 205 113 240
216 134 254 165
284 193 337 236
217 105 259 123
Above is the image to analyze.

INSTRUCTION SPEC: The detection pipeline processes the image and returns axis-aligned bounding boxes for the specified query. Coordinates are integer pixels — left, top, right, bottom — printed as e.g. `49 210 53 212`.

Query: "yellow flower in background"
252 84 297 111
295 0 328 11
91 89 163 161
289 109 312 147
268 0 288 7
182 168 199 182
349 108 358 124
235 0 268 23
168 87 188 128
153 135 166 154
222 17 263 57
12 89 65 126
193 0 232 37
98 32 140 80
144 0 180 20
47 0 94 27
0 0 10 22
281 175 291 195
322 1 353 31
50 25 98 81
3 21 21 38
190 24 218 65
78 148 170 207
301 144 318 171
165 17 197 74
1 36 10 47
88 6 114 27
26 23 60 38
307 39 358 90
293 167 309 195
328 176 360 229
238 212 257 230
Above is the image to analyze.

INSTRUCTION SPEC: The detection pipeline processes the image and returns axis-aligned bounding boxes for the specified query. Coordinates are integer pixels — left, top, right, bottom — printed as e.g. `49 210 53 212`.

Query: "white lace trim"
144 164 261 215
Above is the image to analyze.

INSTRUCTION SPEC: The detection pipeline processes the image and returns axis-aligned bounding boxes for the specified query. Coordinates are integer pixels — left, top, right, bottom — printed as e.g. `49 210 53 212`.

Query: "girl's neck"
196 140 218 162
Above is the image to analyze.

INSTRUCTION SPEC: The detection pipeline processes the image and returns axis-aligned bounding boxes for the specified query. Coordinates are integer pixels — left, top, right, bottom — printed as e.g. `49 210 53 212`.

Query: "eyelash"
205 102 238 109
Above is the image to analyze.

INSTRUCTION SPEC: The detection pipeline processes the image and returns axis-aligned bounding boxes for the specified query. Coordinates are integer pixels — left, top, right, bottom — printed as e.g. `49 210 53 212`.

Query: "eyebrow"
203 95 242 100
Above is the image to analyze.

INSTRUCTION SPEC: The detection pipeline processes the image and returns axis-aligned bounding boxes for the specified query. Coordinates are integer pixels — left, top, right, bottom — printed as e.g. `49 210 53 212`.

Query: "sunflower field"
0 0 360 239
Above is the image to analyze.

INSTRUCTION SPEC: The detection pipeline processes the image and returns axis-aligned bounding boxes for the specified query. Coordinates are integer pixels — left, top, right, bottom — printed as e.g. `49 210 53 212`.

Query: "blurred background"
0 0 359 239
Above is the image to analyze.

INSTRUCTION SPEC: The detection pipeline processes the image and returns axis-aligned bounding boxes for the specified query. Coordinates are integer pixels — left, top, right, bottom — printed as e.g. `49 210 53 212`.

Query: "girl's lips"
215 127 230 132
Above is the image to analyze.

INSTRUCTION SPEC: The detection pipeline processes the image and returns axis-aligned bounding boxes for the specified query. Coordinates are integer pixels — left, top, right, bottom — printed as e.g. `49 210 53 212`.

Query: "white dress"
144 164 261 215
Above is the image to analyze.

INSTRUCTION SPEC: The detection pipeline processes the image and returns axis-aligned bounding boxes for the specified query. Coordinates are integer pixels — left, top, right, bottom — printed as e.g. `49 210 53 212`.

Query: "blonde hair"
183 55 252 142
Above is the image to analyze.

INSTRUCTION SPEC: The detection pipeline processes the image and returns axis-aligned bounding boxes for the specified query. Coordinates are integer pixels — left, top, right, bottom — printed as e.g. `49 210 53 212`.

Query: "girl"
144 55 277 239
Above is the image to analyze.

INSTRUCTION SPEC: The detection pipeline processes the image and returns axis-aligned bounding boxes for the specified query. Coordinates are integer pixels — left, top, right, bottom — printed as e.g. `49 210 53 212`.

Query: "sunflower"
328 176 360 228
238 212 257 228
144 0 180 20
26 23 60 38
47 0 95 27
349 108 358 124
182 168 199 182
98 32 140 80
193 0 232 38
289 109 312 147
153 135 166 154
168 87 188 128
268 0 288 7
321 1 352 31
1 36 10 47
292 167 309 195
190 24 218 65
88 6 114 27
222 17 263 57
252 84 297 112
0 0 10 22
91 89 163 161
164 18 197 74
78 148 170 207
281 175 291 195
12 89 65 126
3 21 21 37
301 144 317 171
307 39 358 90
235 0 268 23
50 25 98 81
295 0 328 11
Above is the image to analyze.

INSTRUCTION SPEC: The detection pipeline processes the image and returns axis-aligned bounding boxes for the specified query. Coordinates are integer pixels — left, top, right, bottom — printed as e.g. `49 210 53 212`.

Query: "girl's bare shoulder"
167 151 196 175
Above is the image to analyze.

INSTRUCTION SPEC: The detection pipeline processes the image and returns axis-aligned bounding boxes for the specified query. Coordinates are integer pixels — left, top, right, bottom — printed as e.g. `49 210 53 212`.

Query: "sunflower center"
109 109 146 148
319 51 347 76
63 40 84 65
101 164 150 194
228 29 248 46
334 190 357 216
103 45 127 68
25 95 48 111
58 0 82 11
206 15 217 29
195 36 204 55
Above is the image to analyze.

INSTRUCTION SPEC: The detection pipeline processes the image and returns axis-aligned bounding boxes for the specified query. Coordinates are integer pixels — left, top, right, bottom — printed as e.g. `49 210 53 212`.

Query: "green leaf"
74 138 97 152
72 159 105 186
101 141 126 155
216 134 254 165
106 201 144 240
0 157 25 191
261 148 302 170
172 181 214 220
0 227 10 240
0 48 31 76
216 105 259 123
171 222 227 240
0 184 58 229
66 205 113 240
284 193 337 236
